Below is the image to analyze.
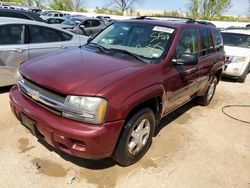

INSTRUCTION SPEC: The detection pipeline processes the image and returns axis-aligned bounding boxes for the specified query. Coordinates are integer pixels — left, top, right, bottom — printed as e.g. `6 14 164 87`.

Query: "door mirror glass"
173 53 198 66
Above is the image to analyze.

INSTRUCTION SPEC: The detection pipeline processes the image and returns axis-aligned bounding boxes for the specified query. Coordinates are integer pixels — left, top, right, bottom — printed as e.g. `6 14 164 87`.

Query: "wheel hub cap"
128 119 150 155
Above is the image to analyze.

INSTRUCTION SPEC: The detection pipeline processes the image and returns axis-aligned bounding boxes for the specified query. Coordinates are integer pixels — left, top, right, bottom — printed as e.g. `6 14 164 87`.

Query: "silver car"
0 17 88 87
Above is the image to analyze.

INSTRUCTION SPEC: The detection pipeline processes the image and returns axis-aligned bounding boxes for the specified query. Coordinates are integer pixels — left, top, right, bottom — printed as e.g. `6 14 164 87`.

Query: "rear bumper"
9 85 124 159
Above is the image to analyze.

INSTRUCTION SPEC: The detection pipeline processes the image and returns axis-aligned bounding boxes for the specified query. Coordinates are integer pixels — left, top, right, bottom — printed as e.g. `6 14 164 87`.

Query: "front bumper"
9 85 124 159
223 62 245 78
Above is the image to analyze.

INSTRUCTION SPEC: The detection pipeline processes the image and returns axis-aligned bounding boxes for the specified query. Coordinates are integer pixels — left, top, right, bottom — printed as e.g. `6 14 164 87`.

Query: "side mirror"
79 25 85 29
173 53 198 66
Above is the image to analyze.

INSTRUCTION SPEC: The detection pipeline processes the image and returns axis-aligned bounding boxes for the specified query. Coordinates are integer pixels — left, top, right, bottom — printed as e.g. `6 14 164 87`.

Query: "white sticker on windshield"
153 26 174 33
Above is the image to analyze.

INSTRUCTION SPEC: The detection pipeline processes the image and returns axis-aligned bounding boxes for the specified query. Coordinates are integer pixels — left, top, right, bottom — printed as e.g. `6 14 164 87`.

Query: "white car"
221 29 250 83
0 17 88 87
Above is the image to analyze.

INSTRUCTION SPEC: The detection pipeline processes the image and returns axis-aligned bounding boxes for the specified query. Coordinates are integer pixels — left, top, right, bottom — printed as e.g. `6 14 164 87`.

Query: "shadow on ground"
0 85 12 94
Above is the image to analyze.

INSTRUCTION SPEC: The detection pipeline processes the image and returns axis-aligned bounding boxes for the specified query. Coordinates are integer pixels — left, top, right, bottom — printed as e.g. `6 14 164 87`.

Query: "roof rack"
132 16 216 27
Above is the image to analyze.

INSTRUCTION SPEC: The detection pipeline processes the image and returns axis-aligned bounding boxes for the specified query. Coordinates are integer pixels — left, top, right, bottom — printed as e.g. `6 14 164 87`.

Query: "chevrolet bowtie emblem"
29 90 40 101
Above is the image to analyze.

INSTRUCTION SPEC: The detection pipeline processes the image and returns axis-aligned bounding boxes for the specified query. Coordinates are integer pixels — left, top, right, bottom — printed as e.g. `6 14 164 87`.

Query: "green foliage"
186 0 232 20
94 7 123 15
49 0 73 11
3 0 24 4
153 10 182 17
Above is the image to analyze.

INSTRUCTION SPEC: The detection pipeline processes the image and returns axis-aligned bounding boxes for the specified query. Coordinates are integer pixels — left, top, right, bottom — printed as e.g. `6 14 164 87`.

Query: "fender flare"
119 83 166 120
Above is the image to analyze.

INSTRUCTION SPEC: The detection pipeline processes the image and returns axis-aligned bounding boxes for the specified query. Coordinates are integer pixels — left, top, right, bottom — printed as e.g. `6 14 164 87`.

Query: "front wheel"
112 108 155 166
196 76 218 106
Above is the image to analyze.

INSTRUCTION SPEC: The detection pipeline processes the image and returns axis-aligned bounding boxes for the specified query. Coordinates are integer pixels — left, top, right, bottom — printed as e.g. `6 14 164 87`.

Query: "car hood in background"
20 48 146 96
54 24 74 29
224 46 250 57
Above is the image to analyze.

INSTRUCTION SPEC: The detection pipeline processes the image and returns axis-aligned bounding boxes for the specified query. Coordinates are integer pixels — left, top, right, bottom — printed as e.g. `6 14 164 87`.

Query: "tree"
49 0 74 11
186 0 232 19
34 0 43 8
73 0 86 12
109 0 140 13
186 0 200 19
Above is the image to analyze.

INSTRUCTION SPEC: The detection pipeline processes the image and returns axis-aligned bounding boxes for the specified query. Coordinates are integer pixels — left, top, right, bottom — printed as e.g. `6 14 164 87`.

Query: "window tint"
176 28 198 58
211 29 223 51
60 32 72 41
0 12 30 20
83 20 91 27
92 20 101 27
221 33 250 49
199 28 214 56
29 25 61 43
0 24 25 45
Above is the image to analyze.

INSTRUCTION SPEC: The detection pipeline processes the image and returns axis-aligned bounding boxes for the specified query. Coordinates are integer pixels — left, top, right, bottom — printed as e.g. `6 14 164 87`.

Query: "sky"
86 0 249 16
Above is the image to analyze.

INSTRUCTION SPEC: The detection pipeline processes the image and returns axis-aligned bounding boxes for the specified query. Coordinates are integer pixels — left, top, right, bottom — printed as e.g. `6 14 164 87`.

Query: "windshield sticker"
153 26 174 33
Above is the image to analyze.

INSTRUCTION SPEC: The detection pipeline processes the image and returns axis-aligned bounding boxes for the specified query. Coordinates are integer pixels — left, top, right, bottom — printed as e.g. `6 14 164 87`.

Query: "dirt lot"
0 77 250 188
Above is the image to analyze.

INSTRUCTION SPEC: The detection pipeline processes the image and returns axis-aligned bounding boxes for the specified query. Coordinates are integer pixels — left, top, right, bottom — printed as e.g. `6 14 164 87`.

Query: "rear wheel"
112 108 155 166
196 76 218 106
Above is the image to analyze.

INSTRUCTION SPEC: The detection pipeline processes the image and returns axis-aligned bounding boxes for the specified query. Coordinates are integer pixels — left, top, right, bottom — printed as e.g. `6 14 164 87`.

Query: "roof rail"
132 16 216 27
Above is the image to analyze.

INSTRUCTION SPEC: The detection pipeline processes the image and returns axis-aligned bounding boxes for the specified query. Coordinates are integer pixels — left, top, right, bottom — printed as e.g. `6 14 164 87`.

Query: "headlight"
16 67 24 83
63 96 108 124
232 56 247 63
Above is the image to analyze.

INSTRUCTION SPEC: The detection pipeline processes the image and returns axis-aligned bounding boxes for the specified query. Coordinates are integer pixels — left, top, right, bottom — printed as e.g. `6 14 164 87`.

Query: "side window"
175 28 198 58
29 25 61 43
0 24 25 45
91 20 101 27
211 29 223 52
199 28 214 56
83 20 91 27
60 32 73 41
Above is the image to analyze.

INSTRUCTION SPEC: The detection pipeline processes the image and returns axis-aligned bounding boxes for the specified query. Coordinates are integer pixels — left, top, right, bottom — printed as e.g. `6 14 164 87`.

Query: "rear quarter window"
199 28 214 56
211 29 223 52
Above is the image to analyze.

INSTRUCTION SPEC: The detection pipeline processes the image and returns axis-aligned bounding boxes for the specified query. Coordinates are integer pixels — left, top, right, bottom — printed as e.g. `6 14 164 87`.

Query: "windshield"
222 32 250 48
62 18 81 26
90 22 175 61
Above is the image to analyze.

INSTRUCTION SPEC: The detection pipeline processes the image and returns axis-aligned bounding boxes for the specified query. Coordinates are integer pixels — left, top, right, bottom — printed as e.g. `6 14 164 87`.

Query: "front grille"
19 78 66 116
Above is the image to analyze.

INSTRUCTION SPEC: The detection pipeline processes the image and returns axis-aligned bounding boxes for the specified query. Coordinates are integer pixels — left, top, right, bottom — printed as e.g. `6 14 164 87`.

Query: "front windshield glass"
90 22 175 61
62 18 81 26
222 32 250 48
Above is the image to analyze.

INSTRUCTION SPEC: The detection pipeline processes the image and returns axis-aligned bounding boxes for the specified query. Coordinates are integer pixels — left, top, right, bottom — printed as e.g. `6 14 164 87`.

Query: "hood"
20 48 145 96
54 24 74 29
224 46 250 57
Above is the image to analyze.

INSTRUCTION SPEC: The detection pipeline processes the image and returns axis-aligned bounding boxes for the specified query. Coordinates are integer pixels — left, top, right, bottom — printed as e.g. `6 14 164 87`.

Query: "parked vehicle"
28 8 42 14
40 11 69 20
221 29 250 83
68 17 107 36
10 17 225 166
0 8 44 22
45 17 65 24
54 17 83 29
0 17 88 87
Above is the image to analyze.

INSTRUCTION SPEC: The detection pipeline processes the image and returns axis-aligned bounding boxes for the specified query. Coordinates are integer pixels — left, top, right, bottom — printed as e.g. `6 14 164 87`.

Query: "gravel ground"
0 76 249 188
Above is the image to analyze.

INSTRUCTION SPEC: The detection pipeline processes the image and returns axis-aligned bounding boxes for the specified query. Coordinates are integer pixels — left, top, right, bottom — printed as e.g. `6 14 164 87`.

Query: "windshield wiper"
88 43 108 52
108 48 146 63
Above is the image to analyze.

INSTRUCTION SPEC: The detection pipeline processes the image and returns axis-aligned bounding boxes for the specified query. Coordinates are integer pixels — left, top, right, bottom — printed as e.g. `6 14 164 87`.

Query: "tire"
112 108 155 166
238 63 250 83
196 76 218 106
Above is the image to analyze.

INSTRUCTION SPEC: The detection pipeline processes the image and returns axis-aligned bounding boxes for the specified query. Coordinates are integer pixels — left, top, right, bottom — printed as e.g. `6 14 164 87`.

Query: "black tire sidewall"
113 108 155 166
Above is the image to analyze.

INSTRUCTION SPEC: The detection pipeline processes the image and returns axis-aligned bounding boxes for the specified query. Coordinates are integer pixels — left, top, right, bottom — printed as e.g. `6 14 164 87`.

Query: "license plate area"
20 113 37 136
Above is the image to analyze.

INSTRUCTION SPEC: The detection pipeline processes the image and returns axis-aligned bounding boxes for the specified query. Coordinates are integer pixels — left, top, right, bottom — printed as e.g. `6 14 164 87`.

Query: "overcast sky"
86 0 249 16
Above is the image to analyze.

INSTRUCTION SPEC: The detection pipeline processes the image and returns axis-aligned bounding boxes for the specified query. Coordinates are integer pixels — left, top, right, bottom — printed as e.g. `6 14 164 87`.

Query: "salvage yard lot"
0 77 250 188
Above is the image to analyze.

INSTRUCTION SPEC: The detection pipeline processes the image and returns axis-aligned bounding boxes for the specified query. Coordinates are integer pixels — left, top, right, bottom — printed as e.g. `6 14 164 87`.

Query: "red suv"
10 17 225 166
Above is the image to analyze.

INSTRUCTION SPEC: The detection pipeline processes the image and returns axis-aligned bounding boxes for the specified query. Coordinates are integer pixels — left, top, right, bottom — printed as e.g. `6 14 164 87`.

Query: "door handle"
58 45 67 49
11 48 24 53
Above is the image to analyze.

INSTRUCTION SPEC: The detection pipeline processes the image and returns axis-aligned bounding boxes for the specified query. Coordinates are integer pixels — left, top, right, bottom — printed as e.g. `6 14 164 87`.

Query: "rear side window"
92 20 101 27
60 32 73 41
0 24 25 45
0 11 30 20
29 25 61 43
175 28 198 58
199 28 214 56
211 29 223 52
